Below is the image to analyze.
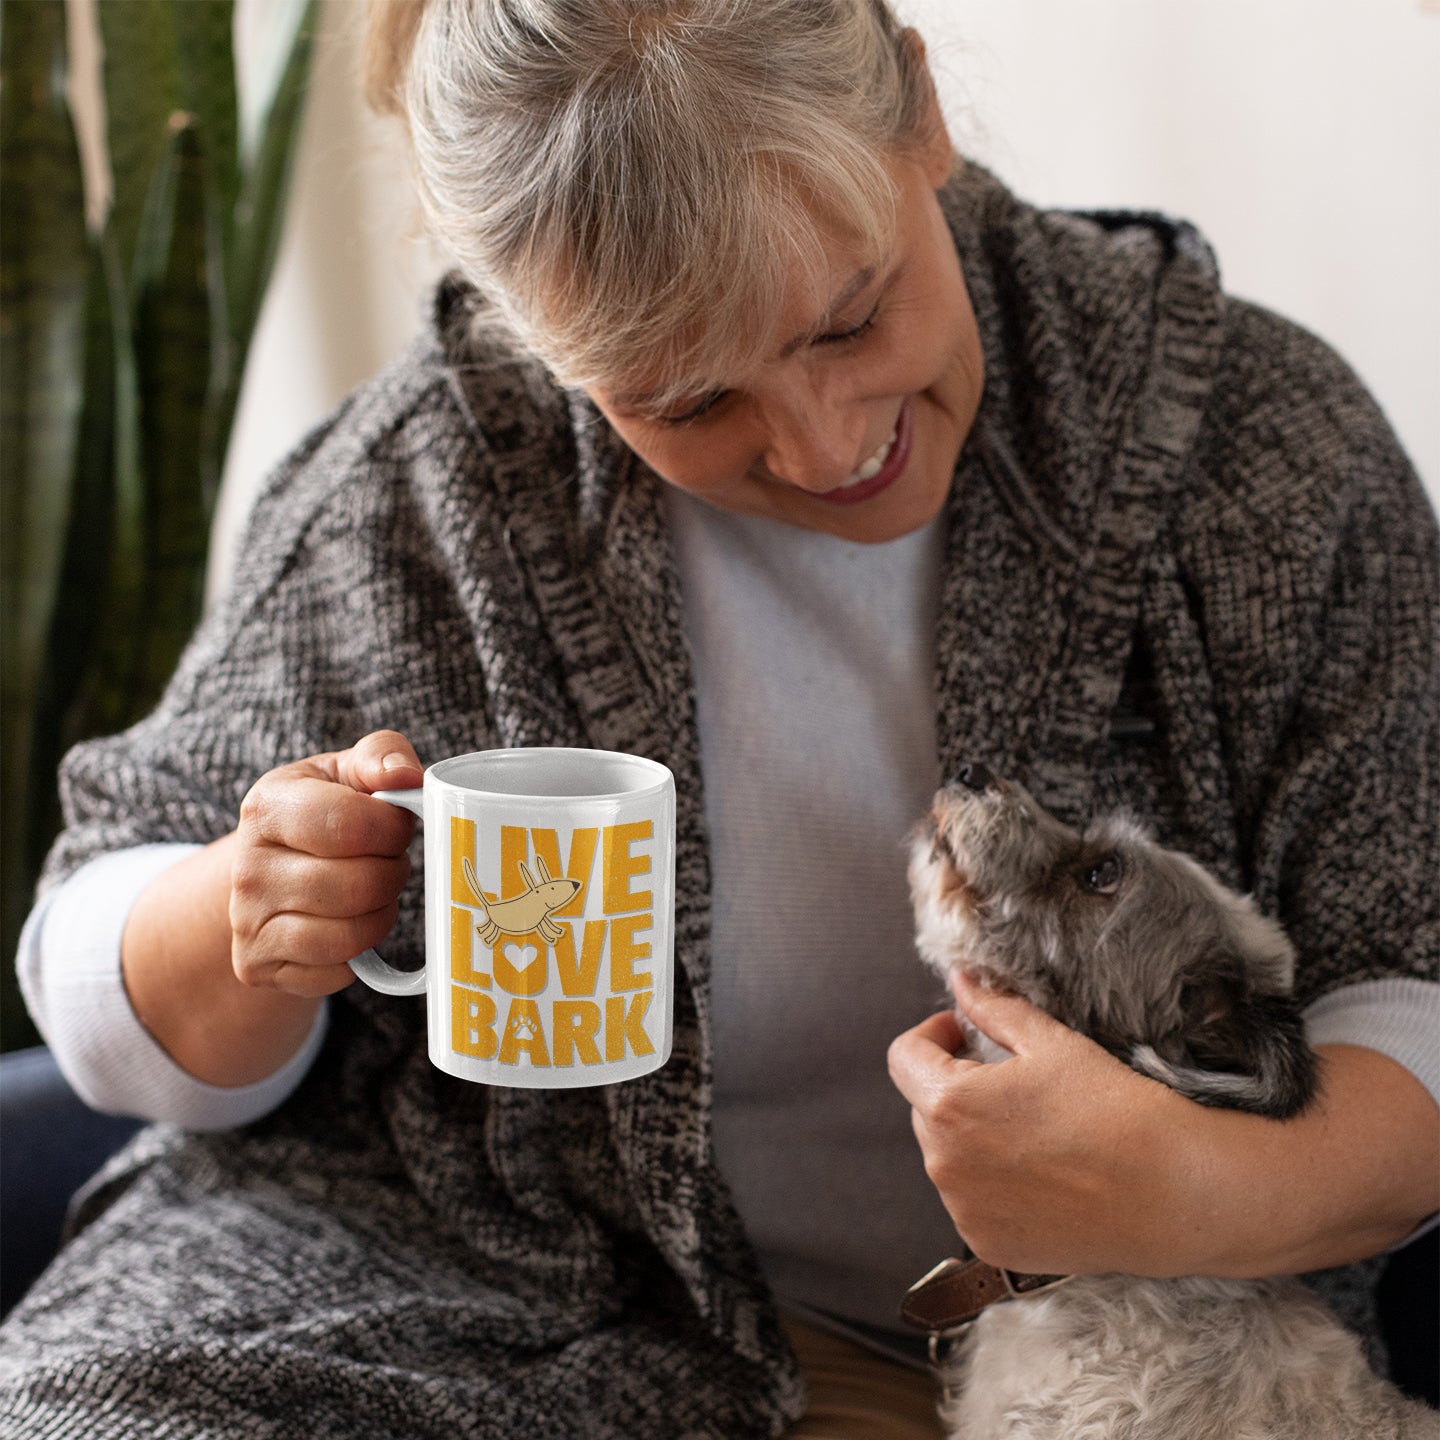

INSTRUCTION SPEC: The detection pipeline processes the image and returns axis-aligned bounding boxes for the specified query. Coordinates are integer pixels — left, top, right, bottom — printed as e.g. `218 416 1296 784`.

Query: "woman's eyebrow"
778 265 878 357
607 264 884 412
608 383 699 414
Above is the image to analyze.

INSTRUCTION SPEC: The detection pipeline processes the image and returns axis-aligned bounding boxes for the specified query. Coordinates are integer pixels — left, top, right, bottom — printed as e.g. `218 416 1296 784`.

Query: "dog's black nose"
956 761 996 793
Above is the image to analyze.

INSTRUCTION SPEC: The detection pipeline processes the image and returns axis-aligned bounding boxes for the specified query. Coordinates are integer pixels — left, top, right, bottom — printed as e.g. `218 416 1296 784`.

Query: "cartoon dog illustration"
461 854 581 946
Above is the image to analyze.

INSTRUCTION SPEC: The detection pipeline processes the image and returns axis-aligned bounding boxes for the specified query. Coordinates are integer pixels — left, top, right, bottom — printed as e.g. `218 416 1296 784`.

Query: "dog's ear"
1131 979 1318 1119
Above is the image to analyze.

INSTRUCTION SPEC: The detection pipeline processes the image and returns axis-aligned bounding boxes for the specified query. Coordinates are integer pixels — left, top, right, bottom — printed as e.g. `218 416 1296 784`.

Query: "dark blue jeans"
0 1046 142 1316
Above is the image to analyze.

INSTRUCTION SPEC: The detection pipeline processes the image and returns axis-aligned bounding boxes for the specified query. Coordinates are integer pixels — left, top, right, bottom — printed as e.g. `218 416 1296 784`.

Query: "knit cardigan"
2 168 1435 1440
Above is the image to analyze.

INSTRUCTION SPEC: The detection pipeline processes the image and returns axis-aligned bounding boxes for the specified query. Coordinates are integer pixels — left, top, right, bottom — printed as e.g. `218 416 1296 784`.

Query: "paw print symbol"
512 1015 539 1042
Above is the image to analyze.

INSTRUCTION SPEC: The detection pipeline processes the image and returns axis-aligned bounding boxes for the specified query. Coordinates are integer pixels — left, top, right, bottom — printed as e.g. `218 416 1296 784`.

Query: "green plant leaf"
94 0 183 302
0 0 89 698
171 0 239 256
170 0 240 485
90 1 237 725
130 118 216 710
32 235 124 794
1 0 317 1057
57 223 142 747
226 0 317 352
0 0 91 1019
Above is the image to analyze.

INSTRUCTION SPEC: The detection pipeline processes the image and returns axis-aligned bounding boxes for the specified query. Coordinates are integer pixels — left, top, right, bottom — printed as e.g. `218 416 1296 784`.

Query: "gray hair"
365 0 940 404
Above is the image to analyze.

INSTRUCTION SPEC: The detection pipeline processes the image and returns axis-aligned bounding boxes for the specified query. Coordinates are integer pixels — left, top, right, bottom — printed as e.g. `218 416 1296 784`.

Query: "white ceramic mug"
350 747 675 1088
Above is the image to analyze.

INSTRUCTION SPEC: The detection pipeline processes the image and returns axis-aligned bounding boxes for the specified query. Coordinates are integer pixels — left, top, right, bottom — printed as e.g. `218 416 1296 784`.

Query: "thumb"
336 730 424 794
952 970 1072 1057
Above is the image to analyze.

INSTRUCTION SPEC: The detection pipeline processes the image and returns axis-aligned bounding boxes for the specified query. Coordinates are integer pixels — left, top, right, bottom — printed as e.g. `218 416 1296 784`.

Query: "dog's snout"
956 761 996 794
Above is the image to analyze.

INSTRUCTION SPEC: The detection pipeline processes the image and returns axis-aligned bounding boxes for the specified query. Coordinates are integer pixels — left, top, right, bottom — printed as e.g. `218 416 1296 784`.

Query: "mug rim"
426 747 673 804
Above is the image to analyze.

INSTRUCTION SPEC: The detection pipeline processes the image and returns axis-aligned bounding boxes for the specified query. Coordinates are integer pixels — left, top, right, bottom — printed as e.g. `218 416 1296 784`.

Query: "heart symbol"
501 940 540 968
495 940 546 995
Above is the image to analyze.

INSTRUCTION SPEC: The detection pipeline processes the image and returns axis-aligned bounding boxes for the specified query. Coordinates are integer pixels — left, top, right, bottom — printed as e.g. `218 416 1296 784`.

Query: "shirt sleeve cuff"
17 845 328 1131
1304 977 1440 1107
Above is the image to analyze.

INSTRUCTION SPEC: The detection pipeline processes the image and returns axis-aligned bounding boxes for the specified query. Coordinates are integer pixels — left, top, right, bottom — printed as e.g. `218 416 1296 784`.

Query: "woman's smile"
811 396 911 506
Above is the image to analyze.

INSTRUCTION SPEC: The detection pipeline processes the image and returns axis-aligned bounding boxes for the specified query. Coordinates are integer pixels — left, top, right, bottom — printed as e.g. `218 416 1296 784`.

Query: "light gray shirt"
665 488 962 1339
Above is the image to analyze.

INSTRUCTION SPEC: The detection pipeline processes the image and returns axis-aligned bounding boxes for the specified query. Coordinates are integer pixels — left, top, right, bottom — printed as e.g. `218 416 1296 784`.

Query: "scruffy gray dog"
906 764 1437 1440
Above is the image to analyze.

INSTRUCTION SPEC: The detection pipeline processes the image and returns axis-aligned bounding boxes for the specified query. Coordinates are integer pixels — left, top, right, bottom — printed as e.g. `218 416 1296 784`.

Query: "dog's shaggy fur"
907 768 1437 1440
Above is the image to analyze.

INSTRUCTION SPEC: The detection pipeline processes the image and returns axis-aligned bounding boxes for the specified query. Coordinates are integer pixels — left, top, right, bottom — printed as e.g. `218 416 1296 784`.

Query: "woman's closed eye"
814 299 882 346
650 279 888 426
657 389 729 426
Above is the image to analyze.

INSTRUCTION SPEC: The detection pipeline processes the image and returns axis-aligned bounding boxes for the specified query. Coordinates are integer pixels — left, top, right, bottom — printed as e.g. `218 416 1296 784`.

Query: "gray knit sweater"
1 168 1435 1439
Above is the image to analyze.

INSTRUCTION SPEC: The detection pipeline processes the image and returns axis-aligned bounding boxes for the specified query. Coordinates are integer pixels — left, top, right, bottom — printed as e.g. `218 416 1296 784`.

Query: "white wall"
215 0 441 588
910 0 1439 498
216 0 1440 594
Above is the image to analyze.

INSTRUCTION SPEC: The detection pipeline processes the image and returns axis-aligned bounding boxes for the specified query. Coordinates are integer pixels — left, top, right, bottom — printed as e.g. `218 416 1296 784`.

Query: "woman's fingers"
887 1007 980 1100
333 729 425 795
949 970 1075 1056
238 768 417 859
229 732 423 991
237 903 406 993
234 848 412 921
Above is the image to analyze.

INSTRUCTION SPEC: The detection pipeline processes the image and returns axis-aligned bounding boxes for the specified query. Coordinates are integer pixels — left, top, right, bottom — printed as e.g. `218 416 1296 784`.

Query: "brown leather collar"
901 1256 1075 1333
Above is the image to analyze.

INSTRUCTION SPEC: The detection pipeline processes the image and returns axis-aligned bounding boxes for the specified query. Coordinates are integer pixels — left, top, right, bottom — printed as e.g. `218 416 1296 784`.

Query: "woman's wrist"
1164 1043 1439 1279
121 833 322 1088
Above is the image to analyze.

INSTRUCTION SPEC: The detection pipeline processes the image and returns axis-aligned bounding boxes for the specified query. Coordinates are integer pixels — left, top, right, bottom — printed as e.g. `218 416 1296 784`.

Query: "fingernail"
381 752 413 773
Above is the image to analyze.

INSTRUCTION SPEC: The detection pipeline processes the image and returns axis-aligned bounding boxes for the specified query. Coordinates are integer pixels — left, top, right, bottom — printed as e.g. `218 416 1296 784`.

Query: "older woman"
6 3 1436 1437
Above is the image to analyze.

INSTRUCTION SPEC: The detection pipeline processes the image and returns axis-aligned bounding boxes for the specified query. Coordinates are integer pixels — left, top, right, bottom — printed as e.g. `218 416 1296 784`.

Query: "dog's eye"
1080 854 1123 895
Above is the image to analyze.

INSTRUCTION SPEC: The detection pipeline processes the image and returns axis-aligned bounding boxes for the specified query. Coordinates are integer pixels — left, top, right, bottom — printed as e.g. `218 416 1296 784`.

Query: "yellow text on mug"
448 818 658 1069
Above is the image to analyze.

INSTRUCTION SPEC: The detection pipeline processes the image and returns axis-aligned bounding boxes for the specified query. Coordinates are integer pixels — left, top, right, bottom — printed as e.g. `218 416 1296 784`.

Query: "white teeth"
841 429 897 488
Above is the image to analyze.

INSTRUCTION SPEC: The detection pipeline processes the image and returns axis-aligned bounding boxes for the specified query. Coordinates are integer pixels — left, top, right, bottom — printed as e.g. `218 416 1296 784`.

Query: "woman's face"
586 148 984 544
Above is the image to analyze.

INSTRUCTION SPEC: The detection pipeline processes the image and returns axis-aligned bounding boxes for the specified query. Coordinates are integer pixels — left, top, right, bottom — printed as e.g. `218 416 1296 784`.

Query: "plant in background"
0 0 318 1049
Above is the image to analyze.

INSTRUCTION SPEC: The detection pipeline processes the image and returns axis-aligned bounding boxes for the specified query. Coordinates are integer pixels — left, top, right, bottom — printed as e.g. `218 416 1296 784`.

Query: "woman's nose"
759 392 869 493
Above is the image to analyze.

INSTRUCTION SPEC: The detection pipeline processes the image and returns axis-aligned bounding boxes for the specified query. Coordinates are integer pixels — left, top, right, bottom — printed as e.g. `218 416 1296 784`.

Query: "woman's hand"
230 730 423 996
888 973 1198 1277
887 972 1440 1280
121 730 424 1086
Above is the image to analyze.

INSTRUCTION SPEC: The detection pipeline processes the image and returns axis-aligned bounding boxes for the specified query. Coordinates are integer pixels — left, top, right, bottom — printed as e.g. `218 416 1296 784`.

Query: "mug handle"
348 787 427 995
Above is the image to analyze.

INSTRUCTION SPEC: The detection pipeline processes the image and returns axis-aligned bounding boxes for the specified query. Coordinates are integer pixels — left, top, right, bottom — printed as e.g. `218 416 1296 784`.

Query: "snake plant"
1 0 318 1048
